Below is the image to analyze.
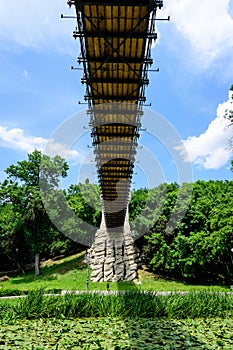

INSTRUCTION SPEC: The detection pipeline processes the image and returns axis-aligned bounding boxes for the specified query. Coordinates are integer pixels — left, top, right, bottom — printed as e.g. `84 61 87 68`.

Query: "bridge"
67 0 163 281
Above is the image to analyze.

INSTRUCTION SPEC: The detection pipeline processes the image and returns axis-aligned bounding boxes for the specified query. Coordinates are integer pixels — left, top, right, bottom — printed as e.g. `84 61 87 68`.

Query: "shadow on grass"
141 264 230 290
8 252 87 286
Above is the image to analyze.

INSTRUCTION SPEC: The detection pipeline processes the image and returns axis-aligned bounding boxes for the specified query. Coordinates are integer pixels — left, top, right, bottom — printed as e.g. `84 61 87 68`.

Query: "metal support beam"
73 30 157 40
74 0 156 6
91 132 140 138
81 77 149 85
85 95 146 102
78 56 153 65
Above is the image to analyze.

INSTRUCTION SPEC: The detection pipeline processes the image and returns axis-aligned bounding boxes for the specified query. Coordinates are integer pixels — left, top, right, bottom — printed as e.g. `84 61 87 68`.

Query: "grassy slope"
0 251 231 293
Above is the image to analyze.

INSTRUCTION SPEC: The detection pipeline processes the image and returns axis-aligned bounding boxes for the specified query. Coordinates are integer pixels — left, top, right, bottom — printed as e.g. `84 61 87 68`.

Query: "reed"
1 289 231 320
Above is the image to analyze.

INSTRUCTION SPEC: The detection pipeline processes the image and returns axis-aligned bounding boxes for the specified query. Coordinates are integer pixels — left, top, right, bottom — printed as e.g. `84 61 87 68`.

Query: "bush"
0 288 27 297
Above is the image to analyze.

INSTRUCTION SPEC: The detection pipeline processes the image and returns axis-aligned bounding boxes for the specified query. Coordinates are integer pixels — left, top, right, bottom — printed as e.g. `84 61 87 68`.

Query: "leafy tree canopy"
0 150 69 275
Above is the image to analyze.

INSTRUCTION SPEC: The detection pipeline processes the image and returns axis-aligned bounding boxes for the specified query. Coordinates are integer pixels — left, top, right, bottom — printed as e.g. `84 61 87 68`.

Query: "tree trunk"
6 254 25 275
35 253 40 276
16 262 25 275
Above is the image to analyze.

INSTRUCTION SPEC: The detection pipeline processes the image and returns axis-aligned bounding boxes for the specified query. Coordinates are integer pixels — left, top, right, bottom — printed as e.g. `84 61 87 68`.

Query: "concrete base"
89 228 140 282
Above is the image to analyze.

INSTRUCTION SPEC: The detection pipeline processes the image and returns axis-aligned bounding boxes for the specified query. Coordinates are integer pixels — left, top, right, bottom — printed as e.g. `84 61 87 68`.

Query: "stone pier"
89 205 140 282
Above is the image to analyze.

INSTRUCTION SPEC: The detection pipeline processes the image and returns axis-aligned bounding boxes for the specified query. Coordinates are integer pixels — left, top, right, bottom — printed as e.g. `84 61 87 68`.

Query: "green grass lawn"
0 251 231 294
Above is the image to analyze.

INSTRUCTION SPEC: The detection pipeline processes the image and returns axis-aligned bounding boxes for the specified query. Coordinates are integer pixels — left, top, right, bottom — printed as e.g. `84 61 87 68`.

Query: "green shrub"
0 288 27 297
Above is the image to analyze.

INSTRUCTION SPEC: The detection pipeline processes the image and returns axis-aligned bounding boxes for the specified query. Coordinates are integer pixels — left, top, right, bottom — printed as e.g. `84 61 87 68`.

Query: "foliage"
139 180 233 283
41 181 102 248
0 150 69 275
0 204 30 272
66 182 101 227
129 188 148 221
0 150 233 284
0 288 27 297
0 317 232 349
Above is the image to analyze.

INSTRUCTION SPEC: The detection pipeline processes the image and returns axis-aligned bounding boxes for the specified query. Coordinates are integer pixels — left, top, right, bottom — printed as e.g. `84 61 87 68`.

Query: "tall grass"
0 289 232 320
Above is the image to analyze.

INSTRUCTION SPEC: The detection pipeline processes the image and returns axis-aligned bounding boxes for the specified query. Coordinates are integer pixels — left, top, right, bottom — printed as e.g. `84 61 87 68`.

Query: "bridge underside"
70 0 162 281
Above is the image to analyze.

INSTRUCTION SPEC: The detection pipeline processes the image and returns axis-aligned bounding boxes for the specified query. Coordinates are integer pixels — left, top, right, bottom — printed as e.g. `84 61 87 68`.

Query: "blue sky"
0 0 233 190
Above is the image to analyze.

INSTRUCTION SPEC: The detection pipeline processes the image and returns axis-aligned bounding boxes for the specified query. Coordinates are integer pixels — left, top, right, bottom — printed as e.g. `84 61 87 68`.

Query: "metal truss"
68 0 163 229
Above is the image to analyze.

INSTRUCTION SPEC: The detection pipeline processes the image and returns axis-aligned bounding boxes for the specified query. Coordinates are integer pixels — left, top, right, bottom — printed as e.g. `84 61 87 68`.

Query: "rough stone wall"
89 227 140 282
89 197 140 282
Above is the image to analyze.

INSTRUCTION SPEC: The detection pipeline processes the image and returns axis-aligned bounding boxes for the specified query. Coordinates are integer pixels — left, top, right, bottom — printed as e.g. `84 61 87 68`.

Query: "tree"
140 180 233 283
0 203 29 273
129 188 148 221
66 182 101 227
0 150 69 275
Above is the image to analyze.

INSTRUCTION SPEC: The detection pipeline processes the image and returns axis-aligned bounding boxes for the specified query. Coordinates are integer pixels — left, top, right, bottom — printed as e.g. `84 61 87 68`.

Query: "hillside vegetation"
0 151 232 285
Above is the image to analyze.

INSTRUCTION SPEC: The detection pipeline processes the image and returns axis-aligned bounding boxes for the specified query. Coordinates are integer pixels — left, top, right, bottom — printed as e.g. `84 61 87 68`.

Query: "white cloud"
0 126 82 163
175 90 233 169
67 149 82 163
45 139 88 166
164 0 233 65
0 126 48 153
0 1 76 52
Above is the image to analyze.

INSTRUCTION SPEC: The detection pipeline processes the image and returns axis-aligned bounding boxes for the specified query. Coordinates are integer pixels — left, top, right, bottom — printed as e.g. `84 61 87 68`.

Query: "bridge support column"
89 206 140 282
